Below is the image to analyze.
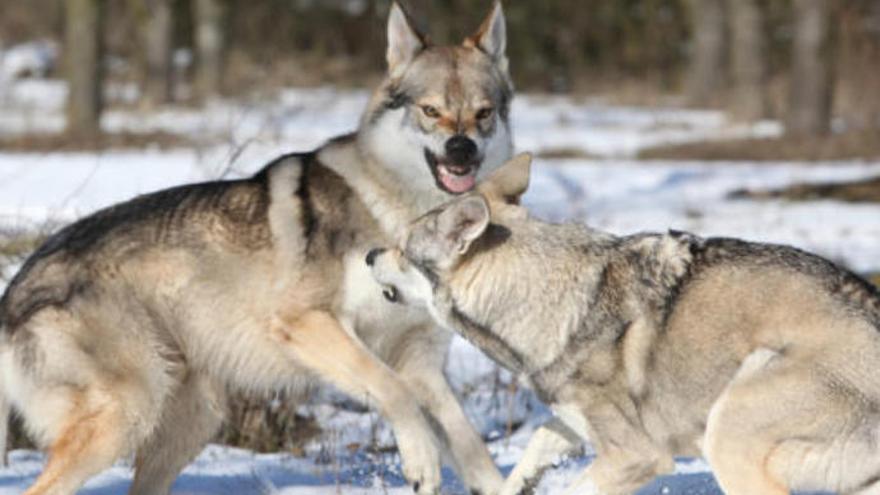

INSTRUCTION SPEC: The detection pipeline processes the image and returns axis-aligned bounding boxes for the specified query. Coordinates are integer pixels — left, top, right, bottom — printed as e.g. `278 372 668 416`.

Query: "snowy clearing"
0 81 875 494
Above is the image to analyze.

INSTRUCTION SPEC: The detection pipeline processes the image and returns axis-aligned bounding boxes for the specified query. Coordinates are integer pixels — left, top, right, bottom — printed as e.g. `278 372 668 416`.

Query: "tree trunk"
65 0 104 136
142 0 174 106
787 0 836 136
193 0 227 99
873 1 880 129
686 0 726 106
727 0 768 121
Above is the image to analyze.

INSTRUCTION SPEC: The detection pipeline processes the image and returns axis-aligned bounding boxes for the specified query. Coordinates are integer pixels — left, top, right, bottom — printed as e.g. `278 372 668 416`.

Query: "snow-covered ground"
0 74 876 494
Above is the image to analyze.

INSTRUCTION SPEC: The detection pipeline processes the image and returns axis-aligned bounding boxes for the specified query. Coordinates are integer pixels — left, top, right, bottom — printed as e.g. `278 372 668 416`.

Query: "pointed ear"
437 195 491 254
467 2 508 71
387 2 426 77
478 152 532 205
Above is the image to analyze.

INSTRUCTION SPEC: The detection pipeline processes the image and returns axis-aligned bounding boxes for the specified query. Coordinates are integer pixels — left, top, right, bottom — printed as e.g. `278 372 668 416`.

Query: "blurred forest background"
1 0 879 148
2 0 880 454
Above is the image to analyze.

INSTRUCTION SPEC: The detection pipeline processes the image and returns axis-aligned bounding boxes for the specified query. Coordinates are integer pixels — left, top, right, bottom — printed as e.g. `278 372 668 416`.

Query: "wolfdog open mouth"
424 148 479 194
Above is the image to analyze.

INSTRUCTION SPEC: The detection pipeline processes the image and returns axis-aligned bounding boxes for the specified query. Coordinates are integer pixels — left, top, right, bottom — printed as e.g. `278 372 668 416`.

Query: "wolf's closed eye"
382 285 400 303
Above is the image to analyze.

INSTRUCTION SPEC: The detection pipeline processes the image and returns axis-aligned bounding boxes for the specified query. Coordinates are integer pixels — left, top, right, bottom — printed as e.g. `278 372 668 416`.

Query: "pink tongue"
441 172 476 193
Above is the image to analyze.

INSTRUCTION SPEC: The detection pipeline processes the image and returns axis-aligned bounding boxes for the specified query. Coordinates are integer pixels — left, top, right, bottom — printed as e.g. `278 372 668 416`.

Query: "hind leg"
704 349 817 495
10 307 173 495
129 374 226 495
704 421 789 495
705 348 880 494
23 389 137 495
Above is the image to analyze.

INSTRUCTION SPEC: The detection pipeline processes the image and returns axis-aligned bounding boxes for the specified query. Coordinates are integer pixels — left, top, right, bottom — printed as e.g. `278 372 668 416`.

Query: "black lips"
423 148 480 195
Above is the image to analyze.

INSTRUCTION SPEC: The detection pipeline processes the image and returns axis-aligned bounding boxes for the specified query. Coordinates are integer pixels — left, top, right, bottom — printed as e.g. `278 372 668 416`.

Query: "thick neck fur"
316 134 444 244
446 221 609 371
444 218 696 376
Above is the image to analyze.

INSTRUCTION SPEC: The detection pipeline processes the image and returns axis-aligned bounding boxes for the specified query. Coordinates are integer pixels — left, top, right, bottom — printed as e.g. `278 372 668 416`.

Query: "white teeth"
439 165 473 177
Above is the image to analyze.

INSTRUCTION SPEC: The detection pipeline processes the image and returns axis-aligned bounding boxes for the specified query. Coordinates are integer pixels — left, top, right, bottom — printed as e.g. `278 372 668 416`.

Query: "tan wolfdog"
0 2 515 494
370 154 880 495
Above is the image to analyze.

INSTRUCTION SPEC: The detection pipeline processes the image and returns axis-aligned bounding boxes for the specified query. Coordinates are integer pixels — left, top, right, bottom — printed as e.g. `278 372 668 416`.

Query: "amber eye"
421 105 441 118
476 106 494 120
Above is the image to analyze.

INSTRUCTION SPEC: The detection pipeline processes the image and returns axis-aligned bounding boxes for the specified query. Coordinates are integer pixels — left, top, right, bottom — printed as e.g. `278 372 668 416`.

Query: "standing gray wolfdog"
0 3 514 494
370 154 880 495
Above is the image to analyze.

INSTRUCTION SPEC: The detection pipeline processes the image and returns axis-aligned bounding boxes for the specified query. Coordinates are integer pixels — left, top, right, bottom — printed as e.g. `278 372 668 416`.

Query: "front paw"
466 472 504 495
499 476 539 495
397 431 441 494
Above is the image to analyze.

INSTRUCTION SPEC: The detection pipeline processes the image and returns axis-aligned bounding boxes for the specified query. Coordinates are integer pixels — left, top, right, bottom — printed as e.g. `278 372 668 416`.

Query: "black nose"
445 135 478 165
365 248 384 267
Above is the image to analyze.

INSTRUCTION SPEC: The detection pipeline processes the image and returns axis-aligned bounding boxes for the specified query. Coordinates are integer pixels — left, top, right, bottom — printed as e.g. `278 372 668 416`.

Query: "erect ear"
386 2 427 77
437 195 491 254
478 152 532 205
466 1 508 71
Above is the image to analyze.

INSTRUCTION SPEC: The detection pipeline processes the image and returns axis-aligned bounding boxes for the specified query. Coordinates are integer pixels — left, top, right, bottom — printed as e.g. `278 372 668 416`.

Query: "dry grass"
535 147 600 160
217 393 322 455
639 130 880 162
730 175 880 203
0 230 45 285
0 235 42 260
0 130 198 153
